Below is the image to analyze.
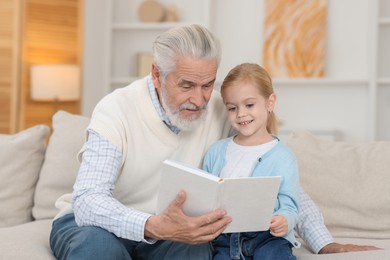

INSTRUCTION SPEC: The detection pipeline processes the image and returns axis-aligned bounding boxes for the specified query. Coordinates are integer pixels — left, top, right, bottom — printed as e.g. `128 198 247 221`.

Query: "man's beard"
160 86 208 131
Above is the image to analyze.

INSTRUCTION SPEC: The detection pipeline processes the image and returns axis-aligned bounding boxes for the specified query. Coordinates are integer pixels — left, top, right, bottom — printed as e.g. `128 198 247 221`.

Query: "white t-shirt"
220 139 278 178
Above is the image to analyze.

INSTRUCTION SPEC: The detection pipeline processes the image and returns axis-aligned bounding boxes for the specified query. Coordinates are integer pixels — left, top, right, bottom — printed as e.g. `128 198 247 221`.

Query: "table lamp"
30 64 80 103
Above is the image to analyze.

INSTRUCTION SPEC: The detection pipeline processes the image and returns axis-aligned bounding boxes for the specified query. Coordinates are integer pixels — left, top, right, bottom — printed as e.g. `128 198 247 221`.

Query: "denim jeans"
50 213 212 260
212 231 295 260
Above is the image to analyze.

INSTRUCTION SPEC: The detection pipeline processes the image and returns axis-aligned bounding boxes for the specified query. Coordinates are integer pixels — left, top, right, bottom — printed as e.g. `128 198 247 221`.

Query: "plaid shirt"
72 75 174 243
296 188 334 253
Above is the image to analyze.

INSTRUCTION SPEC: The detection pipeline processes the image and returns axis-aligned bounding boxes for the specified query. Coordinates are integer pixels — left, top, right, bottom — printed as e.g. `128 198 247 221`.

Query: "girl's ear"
268 93 277 112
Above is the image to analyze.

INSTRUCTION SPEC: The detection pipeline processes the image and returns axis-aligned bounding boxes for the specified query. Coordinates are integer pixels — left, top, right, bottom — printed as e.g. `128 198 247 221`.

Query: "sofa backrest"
0 125 50 227
32 111 90 220
286 131 390 239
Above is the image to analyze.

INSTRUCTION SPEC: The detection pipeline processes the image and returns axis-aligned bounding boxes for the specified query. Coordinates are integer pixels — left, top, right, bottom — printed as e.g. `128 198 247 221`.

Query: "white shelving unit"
83 0 389 141
375 0 390 140
82 0 211 116
271 0 390 142
106 0 211 92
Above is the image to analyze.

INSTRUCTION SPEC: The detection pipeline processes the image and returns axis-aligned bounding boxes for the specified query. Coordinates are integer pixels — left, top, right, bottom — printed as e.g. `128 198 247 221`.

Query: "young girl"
203 63 300 260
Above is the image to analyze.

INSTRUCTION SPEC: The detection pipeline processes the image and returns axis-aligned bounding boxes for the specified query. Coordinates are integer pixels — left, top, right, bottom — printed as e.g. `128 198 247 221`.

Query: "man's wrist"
144 215 160 241
318 242 335 254
319 242 346 254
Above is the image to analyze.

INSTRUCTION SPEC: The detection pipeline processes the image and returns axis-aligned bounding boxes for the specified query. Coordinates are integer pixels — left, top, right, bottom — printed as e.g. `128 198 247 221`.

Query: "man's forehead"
179 77 215 86
172 68 217 85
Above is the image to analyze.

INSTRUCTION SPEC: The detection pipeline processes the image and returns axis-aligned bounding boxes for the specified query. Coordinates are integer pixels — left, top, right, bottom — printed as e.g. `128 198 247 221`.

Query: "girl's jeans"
212 231 295 260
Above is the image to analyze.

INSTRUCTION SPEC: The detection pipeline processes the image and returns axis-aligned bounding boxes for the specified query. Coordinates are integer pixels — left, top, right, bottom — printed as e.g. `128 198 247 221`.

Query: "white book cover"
156 159 282 233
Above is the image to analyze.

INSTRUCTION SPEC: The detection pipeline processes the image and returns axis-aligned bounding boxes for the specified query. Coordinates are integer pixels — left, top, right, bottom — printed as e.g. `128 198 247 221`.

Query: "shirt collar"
147 75 180 134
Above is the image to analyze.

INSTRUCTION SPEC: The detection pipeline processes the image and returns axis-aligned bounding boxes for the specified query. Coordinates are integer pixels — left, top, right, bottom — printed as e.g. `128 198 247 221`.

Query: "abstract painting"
263 0 327 78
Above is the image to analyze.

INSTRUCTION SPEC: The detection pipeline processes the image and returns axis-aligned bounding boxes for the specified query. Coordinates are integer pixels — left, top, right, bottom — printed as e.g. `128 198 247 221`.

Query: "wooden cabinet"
0 0 82 134
0 0 22 134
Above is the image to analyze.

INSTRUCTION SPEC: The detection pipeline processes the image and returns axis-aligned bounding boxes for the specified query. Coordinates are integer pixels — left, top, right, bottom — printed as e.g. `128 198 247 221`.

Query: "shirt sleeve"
295 187 334 254
72 129 156 244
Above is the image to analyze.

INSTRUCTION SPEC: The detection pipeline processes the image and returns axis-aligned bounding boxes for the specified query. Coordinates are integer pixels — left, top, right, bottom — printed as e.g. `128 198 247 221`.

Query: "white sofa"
0 110 389 260
286 131 390 259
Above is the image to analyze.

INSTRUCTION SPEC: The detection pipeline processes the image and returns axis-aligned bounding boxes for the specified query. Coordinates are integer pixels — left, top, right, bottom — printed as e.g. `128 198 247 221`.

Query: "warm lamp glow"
30 64 80 101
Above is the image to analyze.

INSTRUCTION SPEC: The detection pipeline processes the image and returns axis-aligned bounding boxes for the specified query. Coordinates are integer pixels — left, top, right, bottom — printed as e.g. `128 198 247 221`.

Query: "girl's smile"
222 81 275 146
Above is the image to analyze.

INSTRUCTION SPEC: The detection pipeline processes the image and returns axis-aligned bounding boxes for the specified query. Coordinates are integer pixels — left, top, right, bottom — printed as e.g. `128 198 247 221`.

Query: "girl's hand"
269 215 288 237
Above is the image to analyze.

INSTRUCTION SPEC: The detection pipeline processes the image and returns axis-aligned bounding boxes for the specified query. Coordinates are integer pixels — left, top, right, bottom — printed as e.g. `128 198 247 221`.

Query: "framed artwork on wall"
263 0 327 78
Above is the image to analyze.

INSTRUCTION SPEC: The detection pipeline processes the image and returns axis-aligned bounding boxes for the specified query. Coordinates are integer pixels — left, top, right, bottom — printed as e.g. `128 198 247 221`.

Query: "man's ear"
151 63 161 90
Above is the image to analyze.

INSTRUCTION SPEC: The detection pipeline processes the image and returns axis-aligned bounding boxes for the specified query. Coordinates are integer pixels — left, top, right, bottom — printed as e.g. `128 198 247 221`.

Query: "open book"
156 159 281 233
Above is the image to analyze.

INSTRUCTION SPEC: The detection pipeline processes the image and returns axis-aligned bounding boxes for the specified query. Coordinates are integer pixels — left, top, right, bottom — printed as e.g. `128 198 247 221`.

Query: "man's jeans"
212 231 295 260
50 213 212 260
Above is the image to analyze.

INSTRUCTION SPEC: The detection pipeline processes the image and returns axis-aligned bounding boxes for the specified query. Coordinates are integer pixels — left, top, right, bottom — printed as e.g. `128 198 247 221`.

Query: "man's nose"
188 87 206 107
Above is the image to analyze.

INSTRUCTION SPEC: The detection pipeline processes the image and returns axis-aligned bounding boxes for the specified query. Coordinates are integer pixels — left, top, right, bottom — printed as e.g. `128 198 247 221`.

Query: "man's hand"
144 191 232 244
319 242 382 254
269 215 288 237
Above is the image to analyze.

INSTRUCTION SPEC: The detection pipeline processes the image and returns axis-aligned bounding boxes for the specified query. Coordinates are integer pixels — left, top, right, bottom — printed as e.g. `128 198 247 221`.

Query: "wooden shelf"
107 0 211 93
379 17 390 25
112 22 189 30
272 78 369 87
378 78 390 84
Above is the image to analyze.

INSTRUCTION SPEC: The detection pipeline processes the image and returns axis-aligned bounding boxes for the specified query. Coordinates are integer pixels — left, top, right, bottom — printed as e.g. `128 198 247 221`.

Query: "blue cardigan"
203 136 300 248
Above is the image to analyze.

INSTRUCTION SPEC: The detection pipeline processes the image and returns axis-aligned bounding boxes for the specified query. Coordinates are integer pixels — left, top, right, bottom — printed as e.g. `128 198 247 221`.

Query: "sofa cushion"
294 237 390 260
286 131 390 239
0 219 55 260
0 125 50 227
32 111 90 220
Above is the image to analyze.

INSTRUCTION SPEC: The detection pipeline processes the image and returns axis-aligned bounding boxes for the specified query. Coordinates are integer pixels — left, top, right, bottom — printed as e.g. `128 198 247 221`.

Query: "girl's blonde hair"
221 63 278 135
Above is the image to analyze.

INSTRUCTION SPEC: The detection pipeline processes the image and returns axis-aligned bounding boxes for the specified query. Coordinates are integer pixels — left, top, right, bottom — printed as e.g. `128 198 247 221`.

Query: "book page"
156 160 221 216
164 159 222 182
220 176 281 233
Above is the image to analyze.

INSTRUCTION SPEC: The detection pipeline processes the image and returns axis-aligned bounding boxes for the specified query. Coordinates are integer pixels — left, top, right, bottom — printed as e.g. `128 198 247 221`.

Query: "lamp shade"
30 64 80 101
